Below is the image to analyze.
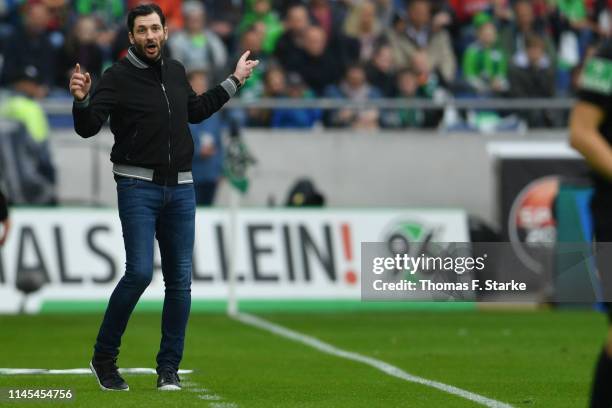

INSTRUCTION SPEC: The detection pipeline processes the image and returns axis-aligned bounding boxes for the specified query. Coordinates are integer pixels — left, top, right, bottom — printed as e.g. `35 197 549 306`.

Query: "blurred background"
0 0 610 313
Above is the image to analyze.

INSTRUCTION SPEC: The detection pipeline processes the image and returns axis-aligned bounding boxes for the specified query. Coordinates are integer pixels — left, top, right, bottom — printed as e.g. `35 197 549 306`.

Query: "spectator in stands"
508 33 557 127
411 48 448 95
187 68 224 206
0 66 57 204
592 0 611 39
238 0 283 55
409 50 446 126
380 68 429 128
270 72 322 129
57 16 103 88
309 0 347 39
203 0 243 52
365 43 397 97
499 0 556 70
230 24 267 100
545 0 595 94
323 64 382 129
275 4 312 73
246 64 287 127
73 0 125 29
372 0 396 28
343 0 383 62
1 1 59 89
462 13 508 96
386 0 456 84
448 0 511 26
73 0 125 51
169 1 228 83
43 0 69 32
548 0 595 58
293 25 349 95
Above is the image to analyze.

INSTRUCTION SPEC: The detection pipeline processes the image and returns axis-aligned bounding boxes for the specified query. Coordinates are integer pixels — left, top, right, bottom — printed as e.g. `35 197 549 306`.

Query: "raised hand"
69 63 92 101
233 50 260 85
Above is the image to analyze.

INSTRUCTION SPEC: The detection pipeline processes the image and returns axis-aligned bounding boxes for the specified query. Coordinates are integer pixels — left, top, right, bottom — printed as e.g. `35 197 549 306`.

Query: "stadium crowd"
0 0 611 130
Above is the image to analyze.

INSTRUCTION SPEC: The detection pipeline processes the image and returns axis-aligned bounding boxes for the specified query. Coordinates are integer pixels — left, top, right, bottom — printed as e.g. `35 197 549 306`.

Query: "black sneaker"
157 367 181 391
89 358 129 391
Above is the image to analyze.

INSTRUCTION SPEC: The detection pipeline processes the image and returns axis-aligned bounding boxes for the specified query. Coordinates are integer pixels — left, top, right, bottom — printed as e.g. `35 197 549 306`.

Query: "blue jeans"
94 177 195 372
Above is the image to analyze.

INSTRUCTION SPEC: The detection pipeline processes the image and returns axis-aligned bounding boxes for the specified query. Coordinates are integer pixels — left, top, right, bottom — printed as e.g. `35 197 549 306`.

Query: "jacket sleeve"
72 68 118 138
184 63 235 124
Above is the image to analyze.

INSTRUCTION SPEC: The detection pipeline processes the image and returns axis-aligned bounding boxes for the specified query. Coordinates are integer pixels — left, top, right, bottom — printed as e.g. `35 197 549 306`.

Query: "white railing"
41 97 576 114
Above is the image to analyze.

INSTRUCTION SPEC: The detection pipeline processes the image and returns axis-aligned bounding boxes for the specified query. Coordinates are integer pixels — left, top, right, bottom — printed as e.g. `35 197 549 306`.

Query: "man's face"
374 46 394 72
478 23 497 47
397 72 417 96
346 67 365 89
526 44 544 65
185 10 205 33
286 6 309 33
26 3 50 34
407 1 431 29
75 16 97 44
129 13 168 61
303 27 326 57
514 2 534 31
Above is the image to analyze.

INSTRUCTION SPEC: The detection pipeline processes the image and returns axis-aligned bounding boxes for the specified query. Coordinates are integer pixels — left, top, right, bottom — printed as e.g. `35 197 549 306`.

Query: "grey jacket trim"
220 77 238 97
113 164 193 184
127 48 149 69
73 93 90 108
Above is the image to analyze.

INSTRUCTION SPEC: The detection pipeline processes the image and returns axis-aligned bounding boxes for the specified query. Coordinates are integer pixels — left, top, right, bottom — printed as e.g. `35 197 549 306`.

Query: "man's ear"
128 31 134 45
164 26 168 41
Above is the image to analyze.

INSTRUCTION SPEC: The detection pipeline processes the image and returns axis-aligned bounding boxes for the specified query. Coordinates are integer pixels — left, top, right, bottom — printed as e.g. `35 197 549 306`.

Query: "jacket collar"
126 46 163 69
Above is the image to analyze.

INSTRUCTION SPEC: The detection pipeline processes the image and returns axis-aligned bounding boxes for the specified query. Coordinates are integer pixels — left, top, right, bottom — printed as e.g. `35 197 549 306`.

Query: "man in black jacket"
70 4 258 392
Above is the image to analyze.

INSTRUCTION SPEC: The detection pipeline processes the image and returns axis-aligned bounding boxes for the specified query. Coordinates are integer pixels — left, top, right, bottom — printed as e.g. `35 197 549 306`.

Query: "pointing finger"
75 63 81 74
239 50 250 62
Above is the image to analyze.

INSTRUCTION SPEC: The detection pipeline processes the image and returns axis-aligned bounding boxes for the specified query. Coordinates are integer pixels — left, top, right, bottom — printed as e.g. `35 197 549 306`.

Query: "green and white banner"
0 208 468 313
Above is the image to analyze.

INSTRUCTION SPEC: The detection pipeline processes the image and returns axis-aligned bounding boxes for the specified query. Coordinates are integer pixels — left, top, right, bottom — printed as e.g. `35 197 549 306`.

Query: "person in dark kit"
568 39 612 408
0 187 9 246
69 4 258 392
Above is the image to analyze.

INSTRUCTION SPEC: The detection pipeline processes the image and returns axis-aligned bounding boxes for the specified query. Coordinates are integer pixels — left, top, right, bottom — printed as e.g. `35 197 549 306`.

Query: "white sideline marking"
181 381 197 387
187 388 210 393
181 375 238 407
198 394 222 401
0 368 193 375
234 313 514 408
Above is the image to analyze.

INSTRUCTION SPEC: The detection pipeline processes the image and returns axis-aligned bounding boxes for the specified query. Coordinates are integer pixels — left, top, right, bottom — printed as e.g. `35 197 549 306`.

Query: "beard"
135 37 165 62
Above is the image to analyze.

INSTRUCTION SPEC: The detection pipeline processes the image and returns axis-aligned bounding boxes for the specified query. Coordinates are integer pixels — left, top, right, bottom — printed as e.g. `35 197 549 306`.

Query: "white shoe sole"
89 361 129 391
158 384 181 391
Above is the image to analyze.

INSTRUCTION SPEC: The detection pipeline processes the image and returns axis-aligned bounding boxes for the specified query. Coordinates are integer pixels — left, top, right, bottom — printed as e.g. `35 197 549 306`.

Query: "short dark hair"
127 4 166 33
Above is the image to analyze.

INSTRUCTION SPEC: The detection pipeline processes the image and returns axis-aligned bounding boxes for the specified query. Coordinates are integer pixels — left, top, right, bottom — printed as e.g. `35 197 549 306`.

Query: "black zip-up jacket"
72 47 238 185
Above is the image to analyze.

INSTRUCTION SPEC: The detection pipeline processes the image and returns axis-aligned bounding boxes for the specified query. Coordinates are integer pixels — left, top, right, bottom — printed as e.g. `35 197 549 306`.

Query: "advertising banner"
0 208 468 313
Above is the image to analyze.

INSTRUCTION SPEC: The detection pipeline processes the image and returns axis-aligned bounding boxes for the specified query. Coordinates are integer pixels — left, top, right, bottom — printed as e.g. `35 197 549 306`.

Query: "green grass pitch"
0 310 606 407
